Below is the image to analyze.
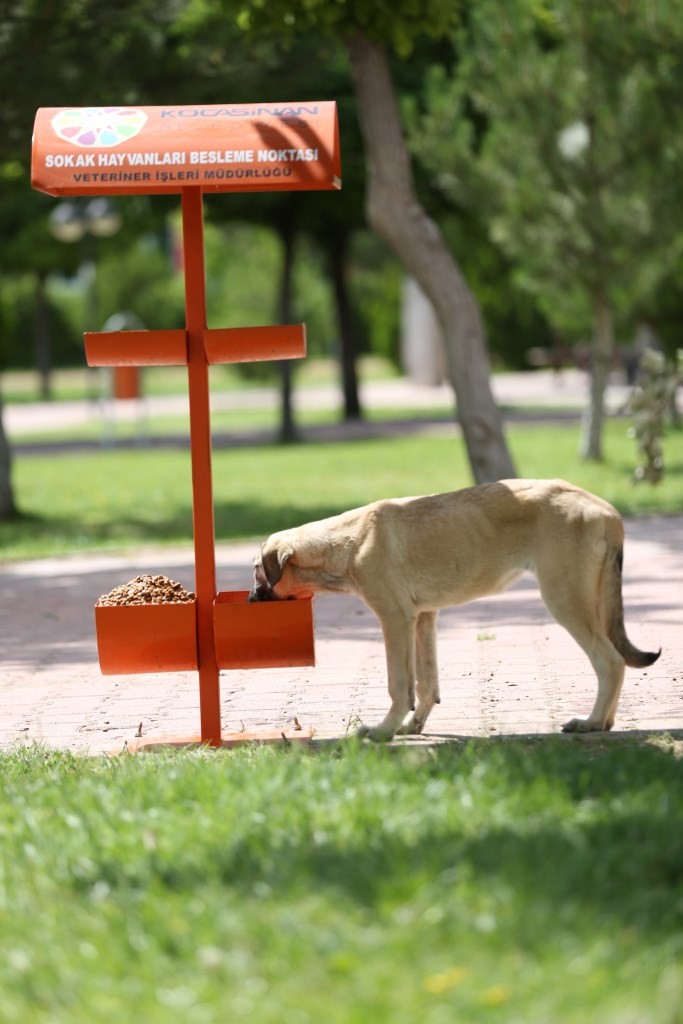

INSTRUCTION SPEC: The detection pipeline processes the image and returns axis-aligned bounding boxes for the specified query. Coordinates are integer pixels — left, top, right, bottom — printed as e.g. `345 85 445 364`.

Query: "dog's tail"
606 545 661 668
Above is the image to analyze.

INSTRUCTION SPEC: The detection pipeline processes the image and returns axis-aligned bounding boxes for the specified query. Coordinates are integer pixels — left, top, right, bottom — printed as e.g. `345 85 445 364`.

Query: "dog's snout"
248 580 277 603
249 560 276 603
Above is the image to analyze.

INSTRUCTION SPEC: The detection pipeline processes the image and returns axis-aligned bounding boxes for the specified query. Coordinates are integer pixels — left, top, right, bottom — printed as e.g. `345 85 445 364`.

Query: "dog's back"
354 479 621 608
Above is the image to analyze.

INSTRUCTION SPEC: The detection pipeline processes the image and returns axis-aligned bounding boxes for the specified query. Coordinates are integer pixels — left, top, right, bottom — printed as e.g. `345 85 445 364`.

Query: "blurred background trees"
1 0 683 516
412 0 683 459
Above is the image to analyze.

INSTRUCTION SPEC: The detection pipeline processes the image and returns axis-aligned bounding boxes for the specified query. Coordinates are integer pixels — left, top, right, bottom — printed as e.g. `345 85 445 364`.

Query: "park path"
1 516 680 753
1 369 680 752
5 367 631 441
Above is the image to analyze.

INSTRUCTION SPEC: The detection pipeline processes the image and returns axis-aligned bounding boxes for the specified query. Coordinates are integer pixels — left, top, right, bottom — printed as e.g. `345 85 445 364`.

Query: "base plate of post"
116 727 314 755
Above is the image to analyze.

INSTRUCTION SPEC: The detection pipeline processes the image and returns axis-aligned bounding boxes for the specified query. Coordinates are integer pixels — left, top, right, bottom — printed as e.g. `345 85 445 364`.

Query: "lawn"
0 738 681 1023
2 381 681 1023
2 417 682 560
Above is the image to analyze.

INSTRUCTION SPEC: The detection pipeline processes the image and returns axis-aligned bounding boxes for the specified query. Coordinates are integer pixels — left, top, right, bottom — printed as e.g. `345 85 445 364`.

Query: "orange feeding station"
32 102 341 749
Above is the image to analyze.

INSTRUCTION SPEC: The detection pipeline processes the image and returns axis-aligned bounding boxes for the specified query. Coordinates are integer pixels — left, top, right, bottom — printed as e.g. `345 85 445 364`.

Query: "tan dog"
249 479 660 740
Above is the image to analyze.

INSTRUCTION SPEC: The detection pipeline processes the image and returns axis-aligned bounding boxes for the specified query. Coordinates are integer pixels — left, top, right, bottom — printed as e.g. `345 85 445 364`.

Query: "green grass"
2 419 682 560
1 738 681 1023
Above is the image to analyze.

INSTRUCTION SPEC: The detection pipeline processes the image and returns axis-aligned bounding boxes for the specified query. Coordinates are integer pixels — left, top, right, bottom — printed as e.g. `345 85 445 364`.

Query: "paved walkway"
1 369 681 753
1 517 681 754
5 368 633 444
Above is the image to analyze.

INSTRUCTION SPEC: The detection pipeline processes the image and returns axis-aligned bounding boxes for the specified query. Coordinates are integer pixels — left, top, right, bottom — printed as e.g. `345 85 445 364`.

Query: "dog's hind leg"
357 607 417 742
397 611 440 735
560 632 625 733
538 580 626 732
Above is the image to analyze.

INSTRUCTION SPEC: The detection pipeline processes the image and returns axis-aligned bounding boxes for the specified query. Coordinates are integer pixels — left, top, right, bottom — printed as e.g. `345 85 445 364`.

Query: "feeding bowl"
214 590 315 669
94 600 198 674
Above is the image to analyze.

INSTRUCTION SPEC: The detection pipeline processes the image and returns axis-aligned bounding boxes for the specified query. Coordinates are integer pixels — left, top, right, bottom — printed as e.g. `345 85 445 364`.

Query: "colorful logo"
51 107 147 148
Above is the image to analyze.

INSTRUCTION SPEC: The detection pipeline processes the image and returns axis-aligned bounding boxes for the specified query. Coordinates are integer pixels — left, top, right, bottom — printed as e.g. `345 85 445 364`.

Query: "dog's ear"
261 542 293 588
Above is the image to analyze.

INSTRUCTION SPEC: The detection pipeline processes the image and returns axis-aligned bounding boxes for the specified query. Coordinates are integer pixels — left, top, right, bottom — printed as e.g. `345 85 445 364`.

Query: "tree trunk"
33 271 52 401
327 229 362 420
276 218 298 444
579 292 613 461
0 393 17 521
345 33 516 483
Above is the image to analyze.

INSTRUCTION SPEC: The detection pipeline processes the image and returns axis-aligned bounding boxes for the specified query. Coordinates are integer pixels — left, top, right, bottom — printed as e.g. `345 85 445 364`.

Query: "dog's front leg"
357 609 416 742
397 611 440 735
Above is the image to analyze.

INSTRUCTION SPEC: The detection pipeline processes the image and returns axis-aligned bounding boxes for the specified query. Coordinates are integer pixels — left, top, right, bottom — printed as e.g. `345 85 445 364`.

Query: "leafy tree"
414 0 683 460
0 0 181 519
233 0 516 482
0 0 522 525
166 7 370 424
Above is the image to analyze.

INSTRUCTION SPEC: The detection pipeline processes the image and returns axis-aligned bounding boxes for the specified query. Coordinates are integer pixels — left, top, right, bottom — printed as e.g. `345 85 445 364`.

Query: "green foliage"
293 238 337 354
3 211 359 373
5 0 683 401
234 0 459 57
206 217 338 355
625 347 683 483
439 214 551 368
646 256 683 359
413 0 683 339
0 1 180 165
0 275 81 370
95 234 186 333
0 739 682 1021
351 233 402 365
203 219 280 331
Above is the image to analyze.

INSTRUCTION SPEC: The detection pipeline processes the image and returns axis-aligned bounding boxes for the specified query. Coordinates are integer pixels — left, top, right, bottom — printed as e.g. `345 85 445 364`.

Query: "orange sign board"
32 102 341 196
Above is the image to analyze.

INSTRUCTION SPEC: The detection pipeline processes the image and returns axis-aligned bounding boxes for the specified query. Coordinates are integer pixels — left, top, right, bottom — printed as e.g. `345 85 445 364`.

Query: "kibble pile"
96 574 196 607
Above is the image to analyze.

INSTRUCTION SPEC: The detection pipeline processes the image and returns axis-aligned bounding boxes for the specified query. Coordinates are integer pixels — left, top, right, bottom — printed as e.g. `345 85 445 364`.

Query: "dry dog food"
97 574 196 607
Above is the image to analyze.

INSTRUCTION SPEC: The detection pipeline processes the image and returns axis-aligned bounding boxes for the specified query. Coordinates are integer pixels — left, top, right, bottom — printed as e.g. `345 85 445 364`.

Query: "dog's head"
249 518 349 603
248 535 295 603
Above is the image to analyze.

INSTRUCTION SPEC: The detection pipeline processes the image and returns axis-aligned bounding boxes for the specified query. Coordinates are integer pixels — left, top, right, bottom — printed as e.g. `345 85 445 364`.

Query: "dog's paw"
562 717 612 734
355 722 395 743
396 714 425 736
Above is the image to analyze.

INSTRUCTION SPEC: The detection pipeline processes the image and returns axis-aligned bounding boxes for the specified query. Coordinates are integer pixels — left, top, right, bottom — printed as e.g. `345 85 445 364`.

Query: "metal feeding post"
32 103 341 748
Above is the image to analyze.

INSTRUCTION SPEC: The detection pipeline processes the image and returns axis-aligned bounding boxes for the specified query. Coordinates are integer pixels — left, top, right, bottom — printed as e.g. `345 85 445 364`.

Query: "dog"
249 479 660 741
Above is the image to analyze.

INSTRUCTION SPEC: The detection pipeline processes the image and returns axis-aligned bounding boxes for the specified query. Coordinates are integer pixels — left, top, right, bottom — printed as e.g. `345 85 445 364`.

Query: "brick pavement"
1 516 681 753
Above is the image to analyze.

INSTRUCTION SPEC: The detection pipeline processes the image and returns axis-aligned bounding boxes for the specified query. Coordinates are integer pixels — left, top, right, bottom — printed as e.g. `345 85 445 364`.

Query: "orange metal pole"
181 187 222 745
